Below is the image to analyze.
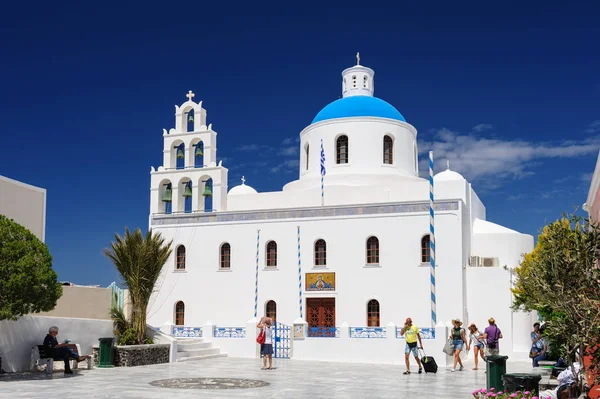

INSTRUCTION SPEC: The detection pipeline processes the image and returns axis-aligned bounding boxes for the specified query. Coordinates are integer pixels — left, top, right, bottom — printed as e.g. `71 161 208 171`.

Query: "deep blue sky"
1 2 599 286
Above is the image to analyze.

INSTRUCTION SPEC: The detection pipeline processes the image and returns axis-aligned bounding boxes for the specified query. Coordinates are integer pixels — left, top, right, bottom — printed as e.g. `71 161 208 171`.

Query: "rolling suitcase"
420 349 438 373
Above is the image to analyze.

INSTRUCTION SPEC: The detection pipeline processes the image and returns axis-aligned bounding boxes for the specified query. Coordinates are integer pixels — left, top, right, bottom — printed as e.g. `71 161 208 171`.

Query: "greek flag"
320 140 326 176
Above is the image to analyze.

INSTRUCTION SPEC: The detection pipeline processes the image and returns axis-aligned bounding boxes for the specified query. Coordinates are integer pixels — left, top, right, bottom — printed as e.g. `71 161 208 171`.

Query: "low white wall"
204 320 258 359
293 325 452 367
0 316 114 372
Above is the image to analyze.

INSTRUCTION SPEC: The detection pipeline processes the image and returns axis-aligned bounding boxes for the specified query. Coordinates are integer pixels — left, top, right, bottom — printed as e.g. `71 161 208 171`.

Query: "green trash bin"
98 337 115 368
503 373 542 395
486 355 509 392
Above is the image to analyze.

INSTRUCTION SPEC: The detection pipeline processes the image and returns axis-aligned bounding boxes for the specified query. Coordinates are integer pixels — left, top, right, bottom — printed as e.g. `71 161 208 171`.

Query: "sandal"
403 371 410 375
418 368 423 374
261 367 267 370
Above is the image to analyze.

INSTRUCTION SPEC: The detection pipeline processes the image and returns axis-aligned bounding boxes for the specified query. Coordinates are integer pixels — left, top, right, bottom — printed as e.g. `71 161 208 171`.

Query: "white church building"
147 57 536 364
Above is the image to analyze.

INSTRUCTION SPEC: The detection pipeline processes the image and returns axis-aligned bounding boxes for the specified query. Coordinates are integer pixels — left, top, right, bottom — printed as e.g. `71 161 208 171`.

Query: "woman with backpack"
256 317 274 370
466 322 486 370
449 319 468 371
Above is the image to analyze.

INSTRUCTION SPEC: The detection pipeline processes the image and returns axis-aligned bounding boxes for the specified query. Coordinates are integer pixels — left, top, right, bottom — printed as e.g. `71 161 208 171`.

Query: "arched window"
366 236 379 264
176 245 186 270
383 135 393 164
194 141 204 168
363 75 368 88
352 75 357 88
336 135 348 164
266 300 277 321
421 235 431 263
266 241 277 267
203 178 213 212
175 301 185 325
343 78 346 91
314 239 326 266
220 243 231 269
175 143 185 170
305 144 310 170
187 109 194 132
367 299 380 327
183 181 192 214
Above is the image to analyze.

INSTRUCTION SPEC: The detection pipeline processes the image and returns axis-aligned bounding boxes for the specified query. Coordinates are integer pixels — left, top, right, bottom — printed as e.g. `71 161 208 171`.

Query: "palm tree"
104 228 172 345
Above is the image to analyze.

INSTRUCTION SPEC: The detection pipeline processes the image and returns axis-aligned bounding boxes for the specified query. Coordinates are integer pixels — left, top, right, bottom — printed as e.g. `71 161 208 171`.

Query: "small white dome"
435 161 465 181
228 177 258 196
435 169 464 181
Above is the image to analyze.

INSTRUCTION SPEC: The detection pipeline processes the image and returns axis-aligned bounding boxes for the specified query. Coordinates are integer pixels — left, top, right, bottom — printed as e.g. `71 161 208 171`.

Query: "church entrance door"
306 298 336 337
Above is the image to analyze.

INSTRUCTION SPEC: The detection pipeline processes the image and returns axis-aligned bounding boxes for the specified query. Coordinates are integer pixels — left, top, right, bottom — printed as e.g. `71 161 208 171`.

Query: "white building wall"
147 208 464 331
0 175 46 241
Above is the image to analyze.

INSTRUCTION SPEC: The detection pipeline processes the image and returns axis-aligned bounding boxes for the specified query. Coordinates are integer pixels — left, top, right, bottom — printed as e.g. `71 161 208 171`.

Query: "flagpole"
429 151 437 328
320 139 325 206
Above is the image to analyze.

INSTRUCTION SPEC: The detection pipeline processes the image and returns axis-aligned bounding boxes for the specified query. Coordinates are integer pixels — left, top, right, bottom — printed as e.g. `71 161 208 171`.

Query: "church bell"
202 184 212 197
176 147 184 159
183 182 193 198
195 145 203 157
188 113 194 123
161 185 172 202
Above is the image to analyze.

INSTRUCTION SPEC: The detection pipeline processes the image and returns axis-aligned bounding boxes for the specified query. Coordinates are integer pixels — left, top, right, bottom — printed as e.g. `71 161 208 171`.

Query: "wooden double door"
307 298 335 327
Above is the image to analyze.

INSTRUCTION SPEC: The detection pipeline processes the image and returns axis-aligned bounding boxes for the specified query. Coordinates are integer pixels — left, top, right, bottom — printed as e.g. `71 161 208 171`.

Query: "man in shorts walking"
400 317 423 375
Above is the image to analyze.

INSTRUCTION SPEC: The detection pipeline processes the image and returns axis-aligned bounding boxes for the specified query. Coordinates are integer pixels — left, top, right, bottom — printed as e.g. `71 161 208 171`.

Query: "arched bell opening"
159 179 173 215
186 108 195 132
182 180 192 214
202 178 213 212
174 143 185 170
193 140 204 168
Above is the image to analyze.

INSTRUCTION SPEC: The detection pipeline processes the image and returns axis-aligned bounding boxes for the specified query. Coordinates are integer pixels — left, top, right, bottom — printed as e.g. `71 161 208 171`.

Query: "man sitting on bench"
43 326 90 374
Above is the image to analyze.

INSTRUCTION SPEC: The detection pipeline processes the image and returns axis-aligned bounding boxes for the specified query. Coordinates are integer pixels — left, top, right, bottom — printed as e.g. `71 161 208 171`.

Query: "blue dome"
312 96 406 124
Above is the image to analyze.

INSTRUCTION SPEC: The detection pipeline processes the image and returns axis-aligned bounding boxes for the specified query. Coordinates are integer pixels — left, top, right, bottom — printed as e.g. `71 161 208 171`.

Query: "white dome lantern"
342 52 374 98
228 176 258 196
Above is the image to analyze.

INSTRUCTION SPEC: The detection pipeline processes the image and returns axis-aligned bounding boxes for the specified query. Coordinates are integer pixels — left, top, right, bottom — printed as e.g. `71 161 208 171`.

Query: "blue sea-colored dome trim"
312 96 406 124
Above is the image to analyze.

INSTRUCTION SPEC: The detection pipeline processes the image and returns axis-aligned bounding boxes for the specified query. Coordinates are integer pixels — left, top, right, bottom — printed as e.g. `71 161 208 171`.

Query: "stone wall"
92 344 170 367
114 344 170 367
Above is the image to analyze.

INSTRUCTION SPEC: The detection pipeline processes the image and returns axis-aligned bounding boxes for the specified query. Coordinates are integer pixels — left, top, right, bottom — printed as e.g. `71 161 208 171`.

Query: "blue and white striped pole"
320 139 326 206
429 151 437 328
297 226 303 318
254 229 260 318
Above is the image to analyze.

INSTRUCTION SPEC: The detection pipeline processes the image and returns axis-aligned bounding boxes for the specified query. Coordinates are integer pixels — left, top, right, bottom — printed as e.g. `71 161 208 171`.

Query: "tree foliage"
0 215 62 320
511 215 600 391
104 228 172 345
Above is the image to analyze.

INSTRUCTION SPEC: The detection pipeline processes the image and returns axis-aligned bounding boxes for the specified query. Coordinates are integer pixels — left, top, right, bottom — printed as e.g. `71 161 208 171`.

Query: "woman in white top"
467 322 486 370
257 317 274 370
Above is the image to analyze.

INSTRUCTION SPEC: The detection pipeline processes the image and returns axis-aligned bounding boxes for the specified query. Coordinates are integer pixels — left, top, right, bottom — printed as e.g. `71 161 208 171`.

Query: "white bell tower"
149 90 228 216
341 52 375 98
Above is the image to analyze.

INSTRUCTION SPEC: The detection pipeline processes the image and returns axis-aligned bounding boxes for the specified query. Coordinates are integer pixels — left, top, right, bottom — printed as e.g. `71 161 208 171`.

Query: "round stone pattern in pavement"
149 377 270 390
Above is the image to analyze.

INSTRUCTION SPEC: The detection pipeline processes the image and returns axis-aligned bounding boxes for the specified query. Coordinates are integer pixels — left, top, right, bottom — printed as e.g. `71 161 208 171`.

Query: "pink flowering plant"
472 388 538 399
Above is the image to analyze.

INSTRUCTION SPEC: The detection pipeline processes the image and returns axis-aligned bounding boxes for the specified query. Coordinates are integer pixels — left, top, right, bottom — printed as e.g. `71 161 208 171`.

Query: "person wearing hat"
448 319 467 371
467 322 486 370
482 317 503 356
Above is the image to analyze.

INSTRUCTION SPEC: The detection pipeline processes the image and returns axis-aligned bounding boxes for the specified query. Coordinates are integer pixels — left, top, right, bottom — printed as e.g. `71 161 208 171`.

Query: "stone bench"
30 344 92 374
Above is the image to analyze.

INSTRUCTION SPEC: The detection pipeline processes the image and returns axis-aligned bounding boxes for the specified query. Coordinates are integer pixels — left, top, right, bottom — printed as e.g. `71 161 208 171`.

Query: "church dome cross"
186 90 195 102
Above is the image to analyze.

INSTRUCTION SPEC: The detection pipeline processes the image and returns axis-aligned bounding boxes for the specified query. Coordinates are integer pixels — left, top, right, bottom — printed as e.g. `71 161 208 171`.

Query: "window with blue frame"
203 178 213 212
175 143 185 170
194 141 204 168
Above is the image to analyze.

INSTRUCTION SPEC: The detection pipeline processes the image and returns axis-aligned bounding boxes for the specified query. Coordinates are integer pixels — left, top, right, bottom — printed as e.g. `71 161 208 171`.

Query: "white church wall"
147 209 465 334
0 316 113 372
472 230 533 268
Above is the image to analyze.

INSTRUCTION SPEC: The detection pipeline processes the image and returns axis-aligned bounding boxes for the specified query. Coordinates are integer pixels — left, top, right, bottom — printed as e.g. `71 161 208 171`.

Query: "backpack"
487 326 499 349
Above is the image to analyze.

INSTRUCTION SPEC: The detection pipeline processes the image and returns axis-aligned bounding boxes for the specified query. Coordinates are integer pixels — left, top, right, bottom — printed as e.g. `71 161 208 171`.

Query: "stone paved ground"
0 357 535 398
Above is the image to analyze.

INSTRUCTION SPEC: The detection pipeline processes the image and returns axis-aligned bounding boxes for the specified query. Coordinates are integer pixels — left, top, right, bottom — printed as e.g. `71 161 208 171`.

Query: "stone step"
176 353 228 362
175 338 204 344
177 341 212 351
177 347 221 358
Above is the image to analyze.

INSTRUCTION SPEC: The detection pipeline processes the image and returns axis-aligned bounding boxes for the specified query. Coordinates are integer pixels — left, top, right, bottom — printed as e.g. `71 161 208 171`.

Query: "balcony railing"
171 326 203 338
350 327 386 338
214 327 246 338
395 327 436 339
